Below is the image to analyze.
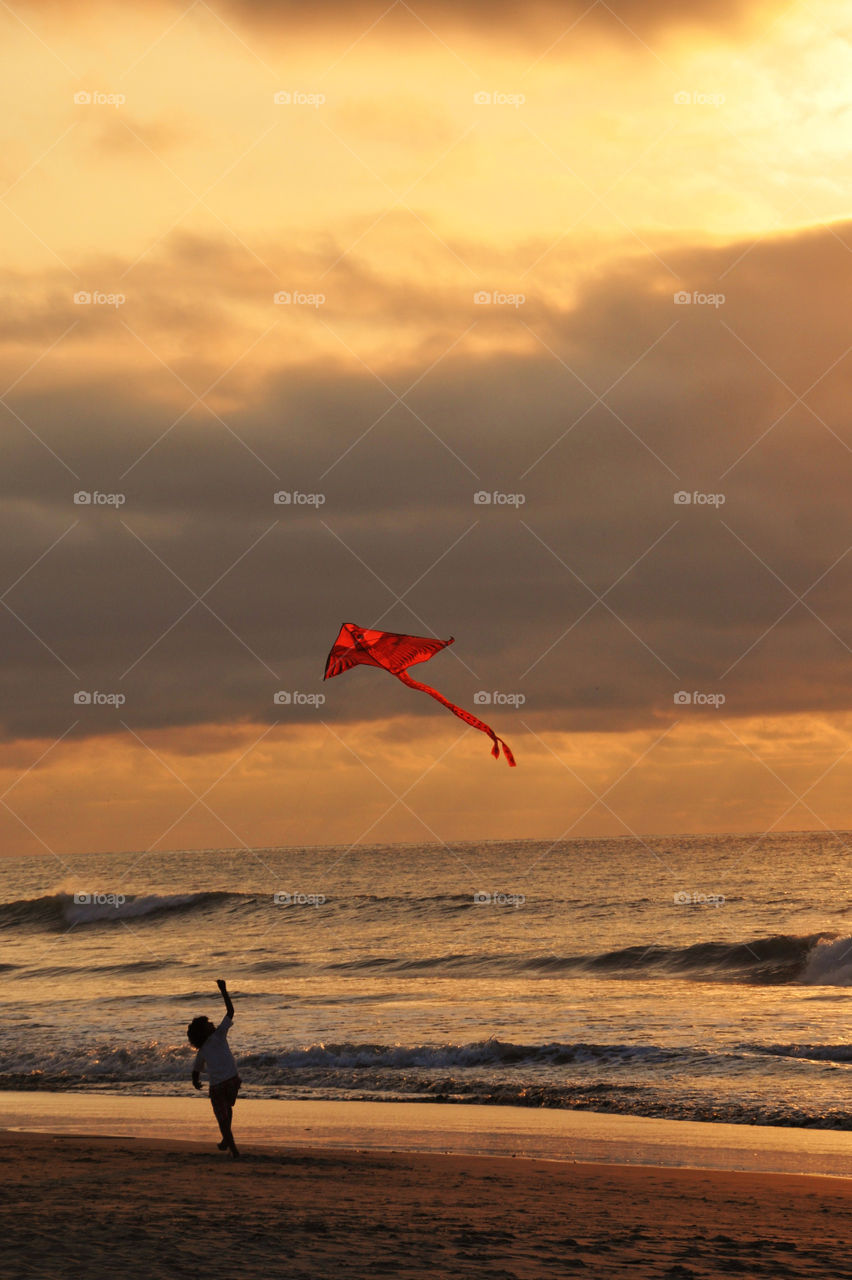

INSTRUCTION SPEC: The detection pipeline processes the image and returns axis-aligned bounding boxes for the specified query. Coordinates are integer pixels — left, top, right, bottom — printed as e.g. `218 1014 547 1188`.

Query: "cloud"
5 711 852 856
2 216 852 748
19 0 784 42
220 0 780 43
88 114 198 158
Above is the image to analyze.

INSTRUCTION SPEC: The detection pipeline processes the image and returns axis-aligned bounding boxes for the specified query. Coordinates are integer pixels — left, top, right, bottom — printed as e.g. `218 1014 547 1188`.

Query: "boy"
187 979 241 1159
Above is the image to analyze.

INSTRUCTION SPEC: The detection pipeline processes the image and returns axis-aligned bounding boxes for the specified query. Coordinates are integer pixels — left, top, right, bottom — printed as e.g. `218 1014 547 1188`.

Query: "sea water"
1 832 851 1128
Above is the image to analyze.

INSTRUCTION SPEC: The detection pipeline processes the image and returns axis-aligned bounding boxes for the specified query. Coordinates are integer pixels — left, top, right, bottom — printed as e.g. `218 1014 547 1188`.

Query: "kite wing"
323 622 516 767
324 623 454 679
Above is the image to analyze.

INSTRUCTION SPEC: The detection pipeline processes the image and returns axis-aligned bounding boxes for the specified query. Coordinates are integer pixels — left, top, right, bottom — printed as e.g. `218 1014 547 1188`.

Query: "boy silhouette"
187 979 241 1158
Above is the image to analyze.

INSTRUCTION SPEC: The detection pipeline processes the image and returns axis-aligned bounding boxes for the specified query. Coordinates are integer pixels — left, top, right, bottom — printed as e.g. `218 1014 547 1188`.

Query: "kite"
324 623 516 767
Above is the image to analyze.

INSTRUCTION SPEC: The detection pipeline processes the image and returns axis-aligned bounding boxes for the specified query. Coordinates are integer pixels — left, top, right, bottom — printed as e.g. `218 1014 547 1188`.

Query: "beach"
6 839 852 1278
3 1129 852 1280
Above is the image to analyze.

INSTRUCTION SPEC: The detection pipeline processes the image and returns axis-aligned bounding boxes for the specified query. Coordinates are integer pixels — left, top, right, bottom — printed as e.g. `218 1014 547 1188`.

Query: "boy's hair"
187 1015 211 1049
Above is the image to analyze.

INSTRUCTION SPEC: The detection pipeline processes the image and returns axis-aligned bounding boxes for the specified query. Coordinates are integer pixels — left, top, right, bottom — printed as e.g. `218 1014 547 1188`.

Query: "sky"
2 0 852 856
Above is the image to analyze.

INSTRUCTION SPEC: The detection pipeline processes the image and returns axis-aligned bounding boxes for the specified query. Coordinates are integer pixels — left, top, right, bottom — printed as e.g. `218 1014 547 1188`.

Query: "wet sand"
5 1091 852 1177
2 1130 852 1279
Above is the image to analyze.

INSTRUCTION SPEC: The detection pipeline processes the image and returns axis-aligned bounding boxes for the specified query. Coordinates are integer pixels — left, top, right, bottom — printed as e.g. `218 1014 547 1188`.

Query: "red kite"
324 623 516 766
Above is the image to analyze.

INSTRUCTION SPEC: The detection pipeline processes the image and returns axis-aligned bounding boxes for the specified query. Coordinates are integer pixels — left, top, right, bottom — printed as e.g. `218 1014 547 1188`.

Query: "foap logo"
74 490 126 506
74 90 126 107
673 690 725 708
273 491 326 506
673 890 725 908
474 491 526 506
473 290 525 307
73 690 126 706
474 691 526 707
473 890 526 907
73 291 126 307
73 891 127 906
273 691 326 707
673 490 725 507
673 289 725 307
273 90 326 107
473 91 526 107
673 90 725 106
273 891 326 906
273 290 325 307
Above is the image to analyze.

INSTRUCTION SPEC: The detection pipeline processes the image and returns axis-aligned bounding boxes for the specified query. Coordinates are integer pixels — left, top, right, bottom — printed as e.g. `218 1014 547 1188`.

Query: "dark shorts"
209 1074 241 1127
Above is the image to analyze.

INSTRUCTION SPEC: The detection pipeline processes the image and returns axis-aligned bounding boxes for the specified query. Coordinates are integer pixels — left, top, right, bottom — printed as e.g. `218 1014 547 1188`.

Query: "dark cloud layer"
3 218 852 746
222 0 778 42
21 0 781 45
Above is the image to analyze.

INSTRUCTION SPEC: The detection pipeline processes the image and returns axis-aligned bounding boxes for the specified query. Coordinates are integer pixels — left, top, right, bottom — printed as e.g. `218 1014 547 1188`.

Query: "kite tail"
396 671 517 767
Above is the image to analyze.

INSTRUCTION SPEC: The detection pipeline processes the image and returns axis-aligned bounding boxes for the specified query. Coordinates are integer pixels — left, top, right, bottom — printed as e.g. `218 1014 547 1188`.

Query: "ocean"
2 833 851 1128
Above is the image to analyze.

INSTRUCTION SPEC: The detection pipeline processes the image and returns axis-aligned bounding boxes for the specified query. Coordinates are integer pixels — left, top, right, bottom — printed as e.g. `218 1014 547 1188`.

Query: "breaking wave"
329 933 845 985
0 890 240 930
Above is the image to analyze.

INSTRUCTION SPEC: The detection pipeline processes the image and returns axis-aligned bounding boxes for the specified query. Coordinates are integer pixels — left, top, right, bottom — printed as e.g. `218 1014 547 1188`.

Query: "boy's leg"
210 1079 240 1157
210 1085 234 1146
225 1077 240 1156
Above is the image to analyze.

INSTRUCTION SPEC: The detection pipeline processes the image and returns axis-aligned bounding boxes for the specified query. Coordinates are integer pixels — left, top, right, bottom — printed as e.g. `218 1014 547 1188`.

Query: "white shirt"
193 1014 237 1085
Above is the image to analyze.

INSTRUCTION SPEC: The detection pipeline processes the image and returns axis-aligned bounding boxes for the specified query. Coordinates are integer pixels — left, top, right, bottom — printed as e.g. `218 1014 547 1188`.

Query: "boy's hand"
191 1071 202 1091
217 978 234 1019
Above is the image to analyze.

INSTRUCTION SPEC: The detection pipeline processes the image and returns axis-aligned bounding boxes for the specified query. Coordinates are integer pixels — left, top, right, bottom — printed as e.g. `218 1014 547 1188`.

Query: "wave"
0 1035 727 1087
548 932 831 985
743 1042 852 1064
0 890 240 930
20 960 183 979
3 884 847 989
328 951 507 974
798 935 852 986
239 1038 698 1071
326 933 840 984
3 1035 851 1129
0 889 476 932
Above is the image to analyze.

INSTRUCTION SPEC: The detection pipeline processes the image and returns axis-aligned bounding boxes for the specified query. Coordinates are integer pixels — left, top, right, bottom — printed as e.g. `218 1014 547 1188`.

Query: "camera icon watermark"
673 290 725 307
74 490 126 506
73 690 126 706
273 290 325 307
473 691 525 707
273 491 326 506
273 691 326 707
673 91 725 106
273 891 326 906
473 91 526 107
473 491 525 506
73 891 127 907
273 90 326 107
74 90 126 107
73 291 126 307
473 890 526 907
673 490 725 507
473 290 525 307
673 890 725 907
673 690 725 708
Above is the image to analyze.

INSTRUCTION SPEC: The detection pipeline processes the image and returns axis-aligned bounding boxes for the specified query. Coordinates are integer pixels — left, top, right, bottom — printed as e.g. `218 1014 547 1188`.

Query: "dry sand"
2 1130 851 1279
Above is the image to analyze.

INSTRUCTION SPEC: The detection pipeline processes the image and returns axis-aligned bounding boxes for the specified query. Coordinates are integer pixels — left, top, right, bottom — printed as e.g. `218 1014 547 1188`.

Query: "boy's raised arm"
217 978 234 1019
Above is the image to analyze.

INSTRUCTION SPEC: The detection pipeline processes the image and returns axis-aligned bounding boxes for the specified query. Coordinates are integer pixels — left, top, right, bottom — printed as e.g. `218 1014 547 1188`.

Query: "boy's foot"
217 1140 229 1150
229 1144 240 1159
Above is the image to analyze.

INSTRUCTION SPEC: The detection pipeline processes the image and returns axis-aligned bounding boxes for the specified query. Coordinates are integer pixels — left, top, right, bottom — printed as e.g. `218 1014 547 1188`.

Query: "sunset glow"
3 0 852 855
